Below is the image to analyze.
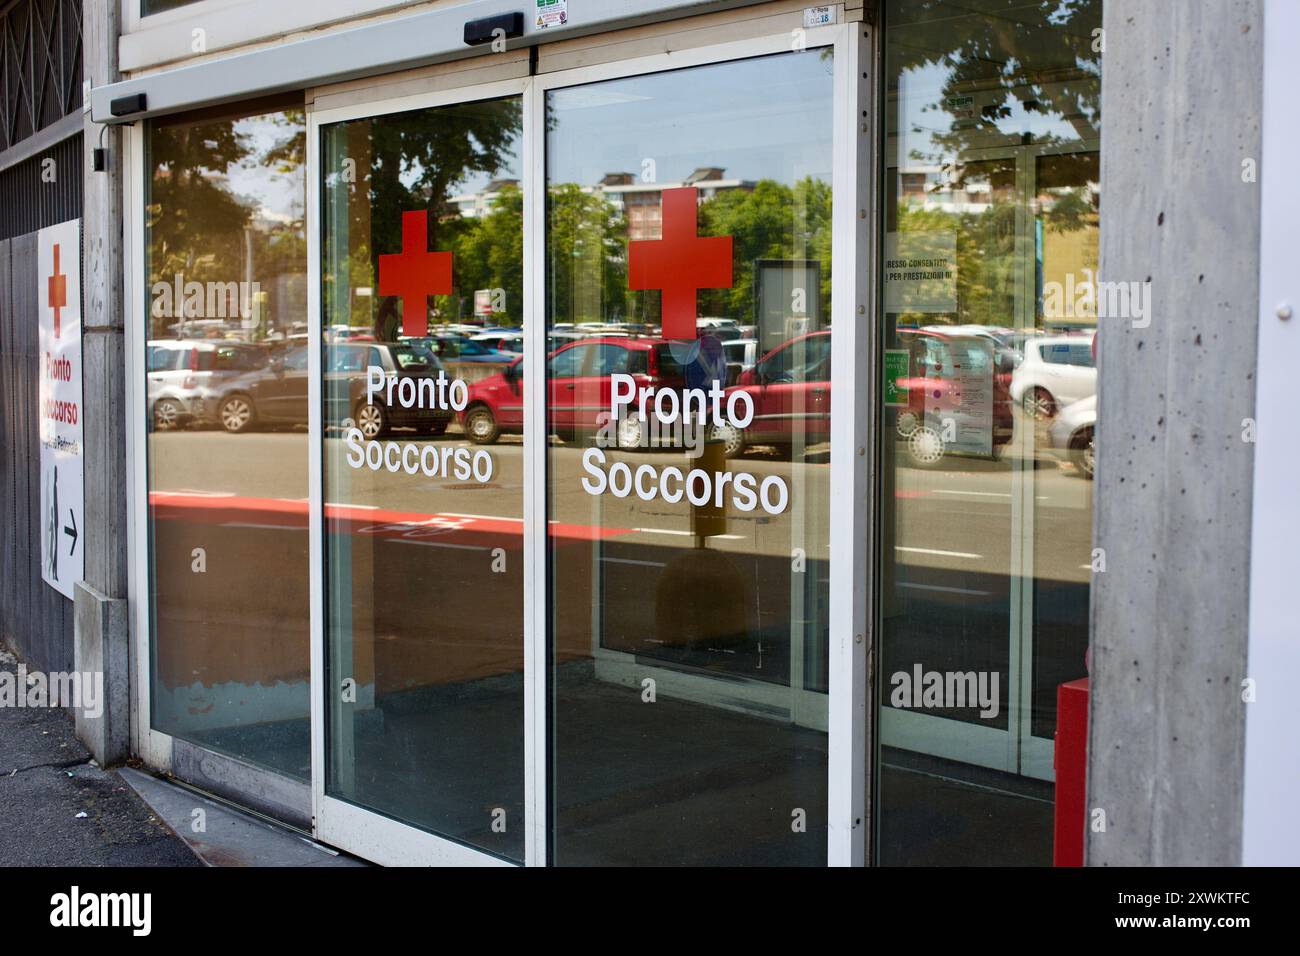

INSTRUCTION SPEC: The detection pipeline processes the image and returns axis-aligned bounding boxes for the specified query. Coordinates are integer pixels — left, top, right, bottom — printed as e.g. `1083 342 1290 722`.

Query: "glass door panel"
318 94 525 861
1027 149 1098 756
542 49 835 866
877 0 1102 865
144 104 311 782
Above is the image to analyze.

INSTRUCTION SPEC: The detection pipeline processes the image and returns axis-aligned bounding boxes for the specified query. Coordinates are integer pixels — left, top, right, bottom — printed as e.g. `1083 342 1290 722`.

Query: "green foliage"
146 112 308 339
544 184 629 325
697 177 833 323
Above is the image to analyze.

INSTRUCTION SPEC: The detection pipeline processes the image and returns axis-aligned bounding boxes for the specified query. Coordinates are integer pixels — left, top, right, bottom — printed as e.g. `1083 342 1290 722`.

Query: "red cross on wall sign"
378 210 453 338
629 187 733 340
48 243 67 338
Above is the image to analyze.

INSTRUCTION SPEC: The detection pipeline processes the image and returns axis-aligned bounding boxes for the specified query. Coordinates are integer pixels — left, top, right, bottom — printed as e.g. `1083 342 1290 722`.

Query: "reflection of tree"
452 184 523 324
887 0 1103 330
147 121 254 332
890 0 1101 163
353 99 522 340
545 184 629 324
147 110 306 339
697 177 832 323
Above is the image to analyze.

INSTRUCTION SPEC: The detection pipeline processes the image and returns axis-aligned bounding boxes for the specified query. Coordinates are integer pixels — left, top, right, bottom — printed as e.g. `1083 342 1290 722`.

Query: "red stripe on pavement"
147 491 631 542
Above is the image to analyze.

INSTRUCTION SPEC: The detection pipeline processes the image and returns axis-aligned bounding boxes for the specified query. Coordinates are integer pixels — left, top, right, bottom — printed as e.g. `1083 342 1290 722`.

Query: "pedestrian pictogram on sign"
629 187 733 340
378 210 453 337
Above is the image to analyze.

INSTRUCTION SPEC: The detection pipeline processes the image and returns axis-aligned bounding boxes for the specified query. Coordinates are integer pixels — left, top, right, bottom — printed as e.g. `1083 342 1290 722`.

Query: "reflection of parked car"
722 338 758 385
716 331 832 457
202 345 309 433
147 339 268 430
471 330 524 354
325 342 454 437
204 342 454 436
697 318 743 342
1050 394 1096 479
716 329 1016 464
460 336 706 445
416 334 514 364
1009 334 1097 420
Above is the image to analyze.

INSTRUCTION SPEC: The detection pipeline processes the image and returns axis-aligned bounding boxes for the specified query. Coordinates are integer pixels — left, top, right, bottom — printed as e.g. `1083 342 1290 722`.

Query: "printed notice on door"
923 337 994 457
884 231 957 314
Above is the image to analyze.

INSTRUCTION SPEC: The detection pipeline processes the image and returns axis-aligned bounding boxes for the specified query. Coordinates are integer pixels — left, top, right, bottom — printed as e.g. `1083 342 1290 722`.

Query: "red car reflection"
459 335 697 445
715 328 1013 463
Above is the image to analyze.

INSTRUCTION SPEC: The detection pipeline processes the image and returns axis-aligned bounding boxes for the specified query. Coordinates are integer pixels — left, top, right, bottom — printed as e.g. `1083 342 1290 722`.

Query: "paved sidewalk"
0 644 200 867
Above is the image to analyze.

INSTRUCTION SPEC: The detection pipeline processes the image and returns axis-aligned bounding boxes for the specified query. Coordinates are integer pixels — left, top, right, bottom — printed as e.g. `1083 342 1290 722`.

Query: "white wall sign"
37 218 84 600
535 0 567 30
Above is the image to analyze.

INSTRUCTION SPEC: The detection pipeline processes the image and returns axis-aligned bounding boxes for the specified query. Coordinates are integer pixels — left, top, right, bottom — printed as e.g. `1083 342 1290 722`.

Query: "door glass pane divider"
827 21 871 867
126 120 173 771
1004 148 1032 777
523 74 547 867
1012 150 1038 778
306 100 326 834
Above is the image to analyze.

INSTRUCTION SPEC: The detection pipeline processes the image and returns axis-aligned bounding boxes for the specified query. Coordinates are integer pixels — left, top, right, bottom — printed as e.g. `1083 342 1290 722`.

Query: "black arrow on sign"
64 509 77 556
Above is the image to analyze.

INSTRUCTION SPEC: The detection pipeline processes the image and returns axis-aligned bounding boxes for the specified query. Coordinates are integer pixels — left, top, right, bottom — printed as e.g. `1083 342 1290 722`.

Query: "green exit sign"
884 349 910 407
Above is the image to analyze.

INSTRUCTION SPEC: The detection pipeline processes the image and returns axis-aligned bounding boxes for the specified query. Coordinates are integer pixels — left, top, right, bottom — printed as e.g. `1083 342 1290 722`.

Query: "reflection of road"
146 420 1092 731
891 446 1094 587
148 421 1092 584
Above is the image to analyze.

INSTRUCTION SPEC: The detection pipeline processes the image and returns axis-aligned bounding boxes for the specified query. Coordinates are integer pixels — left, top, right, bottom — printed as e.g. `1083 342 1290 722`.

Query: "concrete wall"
74 0 131 765
1088 0 1264 866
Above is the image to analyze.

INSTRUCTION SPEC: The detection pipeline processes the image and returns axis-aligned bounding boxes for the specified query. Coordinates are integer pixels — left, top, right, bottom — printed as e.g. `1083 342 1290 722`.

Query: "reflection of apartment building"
447 167 749 239
896 165 999 214
590 166 753 240
448 177 520 218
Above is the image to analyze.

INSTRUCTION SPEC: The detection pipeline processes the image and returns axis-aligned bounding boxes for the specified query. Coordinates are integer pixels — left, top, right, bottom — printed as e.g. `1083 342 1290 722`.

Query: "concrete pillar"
75 0 129 765
1087 0 1264 865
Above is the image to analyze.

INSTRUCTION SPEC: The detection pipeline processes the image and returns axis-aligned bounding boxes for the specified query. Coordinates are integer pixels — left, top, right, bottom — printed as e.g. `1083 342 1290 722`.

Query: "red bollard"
1053 677 1090 867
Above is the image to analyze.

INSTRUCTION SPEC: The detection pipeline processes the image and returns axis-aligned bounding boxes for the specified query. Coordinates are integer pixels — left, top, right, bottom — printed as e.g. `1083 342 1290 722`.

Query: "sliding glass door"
540 48 836 866
304 22 861 867
312 84 527 865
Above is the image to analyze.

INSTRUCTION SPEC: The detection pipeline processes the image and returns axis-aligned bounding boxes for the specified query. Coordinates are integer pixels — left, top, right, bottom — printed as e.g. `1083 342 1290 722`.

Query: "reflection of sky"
433 140 521 197
548 51 835 187
225 114 304 223
897 61 1096 167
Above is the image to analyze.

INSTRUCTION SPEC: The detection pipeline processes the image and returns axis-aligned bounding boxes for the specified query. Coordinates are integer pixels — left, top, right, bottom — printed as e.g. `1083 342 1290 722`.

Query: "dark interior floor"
184 679 1055 866
877 747 1054 866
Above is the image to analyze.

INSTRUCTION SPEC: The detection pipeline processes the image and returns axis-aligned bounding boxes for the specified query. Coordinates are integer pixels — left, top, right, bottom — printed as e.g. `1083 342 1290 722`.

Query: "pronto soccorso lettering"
343 365 493 481
579 373 789 514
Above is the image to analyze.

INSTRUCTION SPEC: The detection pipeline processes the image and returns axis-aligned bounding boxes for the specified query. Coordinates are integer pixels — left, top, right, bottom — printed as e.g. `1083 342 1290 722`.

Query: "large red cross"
629 187 733 340
378 210 453 337
48 243 67 339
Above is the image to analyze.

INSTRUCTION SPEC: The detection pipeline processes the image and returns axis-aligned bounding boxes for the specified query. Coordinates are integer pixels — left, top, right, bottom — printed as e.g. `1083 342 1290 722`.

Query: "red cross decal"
378 210 453 338
629 187 733 340
48 243 67 339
